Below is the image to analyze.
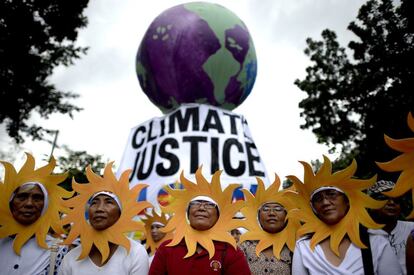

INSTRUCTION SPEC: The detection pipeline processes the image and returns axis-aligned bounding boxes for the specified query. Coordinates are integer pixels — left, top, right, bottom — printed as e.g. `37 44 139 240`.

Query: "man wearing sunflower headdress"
0 153 71 275
288 156 402 275
59 163 151 275
238 175 300 275
149 168 251 275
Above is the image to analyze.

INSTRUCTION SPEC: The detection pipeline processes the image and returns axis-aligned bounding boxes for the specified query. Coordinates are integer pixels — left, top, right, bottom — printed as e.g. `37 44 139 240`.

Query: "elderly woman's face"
188 200 219 231
11 185 45 225
311 189 349 225
258 202 287 234
88 194 121 231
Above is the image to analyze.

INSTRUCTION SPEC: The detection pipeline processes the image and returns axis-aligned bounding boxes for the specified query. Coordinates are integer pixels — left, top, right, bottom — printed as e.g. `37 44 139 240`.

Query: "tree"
295 0 414 178
57 145 107 191
0 0 89 143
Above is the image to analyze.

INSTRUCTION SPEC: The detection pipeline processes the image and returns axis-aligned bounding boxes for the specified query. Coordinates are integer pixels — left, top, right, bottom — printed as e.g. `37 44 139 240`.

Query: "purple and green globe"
136 2 257 113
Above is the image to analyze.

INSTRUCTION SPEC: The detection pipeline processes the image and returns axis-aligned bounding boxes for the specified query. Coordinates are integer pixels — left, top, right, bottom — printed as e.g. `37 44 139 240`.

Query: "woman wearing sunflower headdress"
149 167 251 275
0 153 72 275
59 162 151 275
288 156 402 275
238 174 300 275
142 208 173 262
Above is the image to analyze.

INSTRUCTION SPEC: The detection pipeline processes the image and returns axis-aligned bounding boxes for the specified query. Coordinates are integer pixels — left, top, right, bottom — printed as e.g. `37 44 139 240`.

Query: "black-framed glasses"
189 200 217 209
260 205 285 213
312 190 342 204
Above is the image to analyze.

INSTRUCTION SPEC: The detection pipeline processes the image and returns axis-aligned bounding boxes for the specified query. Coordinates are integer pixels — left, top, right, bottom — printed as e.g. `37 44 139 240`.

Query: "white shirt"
0 235 68 275
292 234 403 275
59 238 149 275
369 220 414 275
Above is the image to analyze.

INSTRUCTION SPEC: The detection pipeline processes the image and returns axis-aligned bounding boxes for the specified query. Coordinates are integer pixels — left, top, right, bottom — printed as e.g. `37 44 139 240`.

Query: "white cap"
190 196 218 205
89 191 122 211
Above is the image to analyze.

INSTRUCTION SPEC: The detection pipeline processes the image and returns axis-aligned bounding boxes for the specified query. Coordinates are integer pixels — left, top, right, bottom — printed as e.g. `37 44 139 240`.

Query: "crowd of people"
0 154 413 275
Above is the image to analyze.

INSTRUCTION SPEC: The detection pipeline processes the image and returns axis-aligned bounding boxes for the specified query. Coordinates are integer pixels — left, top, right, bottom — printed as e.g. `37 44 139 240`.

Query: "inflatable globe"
136 2 257 113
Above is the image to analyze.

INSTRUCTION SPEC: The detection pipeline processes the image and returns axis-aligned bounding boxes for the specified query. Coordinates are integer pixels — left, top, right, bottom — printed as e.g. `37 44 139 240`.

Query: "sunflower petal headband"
61 162 151 263
239 174 300 258
0 153 72 255
286 155 385 256
161 167 244 259
142 209 173 255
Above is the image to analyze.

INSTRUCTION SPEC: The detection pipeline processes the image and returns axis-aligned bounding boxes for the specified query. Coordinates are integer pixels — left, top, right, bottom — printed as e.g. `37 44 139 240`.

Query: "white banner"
117 103 269 208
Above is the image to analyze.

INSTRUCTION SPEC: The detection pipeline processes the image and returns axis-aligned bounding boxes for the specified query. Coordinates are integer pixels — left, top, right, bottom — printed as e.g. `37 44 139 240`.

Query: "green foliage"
57 146 106 191
282 178 293 189
295 0 414 178
0 0 89 143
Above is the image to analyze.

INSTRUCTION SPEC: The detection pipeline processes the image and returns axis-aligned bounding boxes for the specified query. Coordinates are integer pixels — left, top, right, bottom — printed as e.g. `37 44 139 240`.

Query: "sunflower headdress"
239 174 300 258
0 153 72 255
161 167 244 259
376 112 414 218
142 209 173 255
61 162 151 263
286 155 385 256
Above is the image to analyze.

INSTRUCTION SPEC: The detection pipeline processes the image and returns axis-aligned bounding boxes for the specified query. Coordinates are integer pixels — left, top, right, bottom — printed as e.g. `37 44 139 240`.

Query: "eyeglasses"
311 190 342 204
260 205 285 213
189 200 217 210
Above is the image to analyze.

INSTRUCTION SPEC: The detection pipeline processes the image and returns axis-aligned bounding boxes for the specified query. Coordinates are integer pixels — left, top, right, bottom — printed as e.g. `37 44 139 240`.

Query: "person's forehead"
313 188 340 196
92 194 115 201
322 189 337 192
16 184 43 195
261 202 282 207
151 223 164 228
190 196 217 204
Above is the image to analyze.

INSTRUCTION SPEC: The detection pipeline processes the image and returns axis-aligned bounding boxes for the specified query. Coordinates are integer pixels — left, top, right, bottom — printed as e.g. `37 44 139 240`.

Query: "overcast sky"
1 0 365 181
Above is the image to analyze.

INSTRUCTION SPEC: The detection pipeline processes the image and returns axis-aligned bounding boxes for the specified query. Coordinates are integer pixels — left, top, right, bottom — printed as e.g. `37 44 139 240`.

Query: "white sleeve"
292 241 309 275
130 242 149 275
371 235 403 275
